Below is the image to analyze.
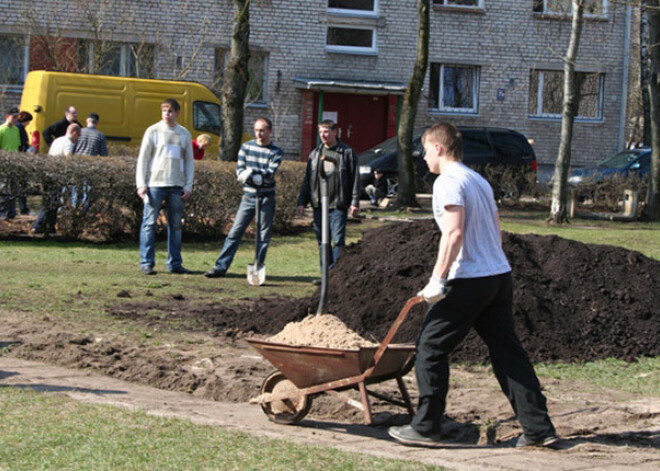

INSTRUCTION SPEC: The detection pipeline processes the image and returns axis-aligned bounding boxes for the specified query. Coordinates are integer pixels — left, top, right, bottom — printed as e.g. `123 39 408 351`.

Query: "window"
429 64 480 114
0 35 28 90
433 0 483 7
528 69 604 120
78 41 155 78
193 101 221 135
326 26 376 54
533 0 607 16
326 0 378 54
213 49 269 105
328 0 377 15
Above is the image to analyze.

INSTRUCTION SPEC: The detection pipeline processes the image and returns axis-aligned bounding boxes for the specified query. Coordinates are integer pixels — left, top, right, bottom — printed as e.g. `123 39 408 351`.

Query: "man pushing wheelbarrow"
388 123 558 449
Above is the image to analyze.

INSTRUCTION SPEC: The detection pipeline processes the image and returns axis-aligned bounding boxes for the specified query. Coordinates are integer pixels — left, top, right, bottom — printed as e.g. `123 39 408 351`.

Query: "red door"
314 93 388 153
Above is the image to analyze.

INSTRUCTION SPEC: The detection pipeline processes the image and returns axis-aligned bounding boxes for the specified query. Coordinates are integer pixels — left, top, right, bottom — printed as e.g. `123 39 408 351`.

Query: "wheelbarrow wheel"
260 370 312 425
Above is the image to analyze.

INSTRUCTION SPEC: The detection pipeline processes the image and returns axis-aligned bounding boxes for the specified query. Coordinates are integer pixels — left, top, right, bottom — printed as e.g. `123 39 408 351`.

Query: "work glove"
237 168 252 184
251 174 263 186
418 276 447 303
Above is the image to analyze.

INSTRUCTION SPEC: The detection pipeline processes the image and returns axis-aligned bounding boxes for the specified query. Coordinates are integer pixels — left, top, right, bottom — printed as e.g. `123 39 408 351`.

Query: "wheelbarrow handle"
370 296 425 368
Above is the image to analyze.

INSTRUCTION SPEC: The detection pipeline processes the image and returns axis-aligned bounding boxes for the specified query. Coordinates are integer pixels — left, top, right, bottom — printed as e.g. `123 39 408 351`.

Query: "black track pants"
411 272 556 440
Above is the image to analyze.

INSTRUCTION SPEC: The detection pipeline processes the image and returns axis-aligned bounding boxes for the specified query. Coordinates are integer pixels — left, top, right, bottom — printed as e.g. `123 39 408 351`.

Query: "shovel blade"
247 263 266 286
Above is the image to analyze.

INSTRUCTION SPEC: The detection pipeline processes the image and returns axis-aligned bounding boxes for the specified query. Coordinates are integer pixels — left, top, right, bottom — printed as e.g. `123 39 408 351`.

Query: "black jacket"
298 140 360 210
43 117 81 145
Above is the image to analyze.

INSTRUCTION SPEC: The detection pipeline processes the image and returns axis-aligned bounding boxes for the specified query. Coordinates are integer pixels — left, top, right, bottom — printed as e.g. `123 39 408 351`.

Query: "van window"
194 101 221 135
490 132 533 159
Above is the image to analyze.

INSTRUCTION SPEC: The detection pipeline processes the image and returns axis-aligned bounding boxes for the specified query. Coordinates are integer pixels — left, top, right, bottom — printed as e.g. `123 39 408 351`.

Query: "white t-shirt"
48 136 75 156
432 161 511 280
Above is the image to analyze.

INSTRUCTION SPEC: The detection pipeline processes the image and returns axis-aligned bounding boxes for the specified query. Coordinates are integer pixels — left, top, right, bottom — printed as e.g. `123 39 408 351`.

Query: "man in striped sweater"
205 117 283 278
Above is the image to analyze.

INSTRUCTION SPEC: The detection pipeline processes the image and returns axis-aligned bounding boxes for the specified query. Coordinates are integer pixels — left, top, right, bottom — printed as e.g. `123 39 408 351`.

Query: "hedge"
0 150 306 241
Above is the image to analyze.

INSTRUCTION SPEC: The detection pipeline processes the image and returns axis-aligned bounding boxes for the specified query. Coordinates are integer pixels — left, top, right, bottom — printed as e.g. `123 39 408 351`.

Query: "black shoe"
141 265 155 275
169 266 192 274
515 433 559 448
204 268 226 278
388 425 444 447
312 278 322 286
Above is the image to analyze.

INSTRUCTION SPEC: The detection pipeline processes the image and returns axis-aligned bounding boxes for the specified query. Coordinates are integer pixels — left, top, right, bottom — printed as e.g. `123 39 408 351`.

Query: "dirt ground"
1 217 660 468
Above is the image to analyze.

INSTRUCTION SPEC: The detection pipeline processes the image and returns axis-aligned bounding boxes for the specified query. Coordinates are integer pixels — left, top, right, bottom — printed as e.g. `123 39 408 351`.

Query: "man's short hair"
66 123 81 135
255 117 273 130
422 123 463 161
161 98 181 112
318 119 337 131
87 112 100 123
5 107 19 117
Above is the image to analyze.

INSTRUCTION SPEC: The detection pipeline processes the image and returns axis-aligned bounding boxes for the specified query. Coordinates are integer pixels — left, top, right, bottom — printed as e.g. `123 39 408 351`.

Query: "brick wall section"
0 0 631 165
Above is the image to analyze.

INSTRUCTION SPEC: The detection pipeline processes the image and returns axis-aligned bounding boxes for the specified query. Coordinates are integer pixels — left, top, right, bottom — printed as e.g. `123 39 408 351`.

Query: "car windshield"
597 151 641 169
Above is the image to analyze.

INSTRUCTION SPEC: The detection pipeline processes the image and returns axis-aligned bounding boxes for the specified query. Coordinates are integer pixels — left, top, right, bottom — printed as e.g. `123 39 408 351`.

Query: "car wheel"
385 175 399 197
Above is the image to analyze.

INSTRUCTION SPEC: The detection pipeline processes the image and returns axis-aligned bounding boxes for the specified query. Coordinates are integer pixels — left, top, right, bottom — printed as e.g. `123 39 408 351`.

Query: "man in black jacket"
43 106 80 146
297 119 360 271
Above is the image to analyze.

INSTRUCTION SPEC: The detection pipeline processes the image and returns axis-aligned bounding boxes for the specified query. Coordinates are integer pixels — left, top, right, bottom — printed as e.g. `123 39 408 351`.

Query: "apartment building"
0 0 633 165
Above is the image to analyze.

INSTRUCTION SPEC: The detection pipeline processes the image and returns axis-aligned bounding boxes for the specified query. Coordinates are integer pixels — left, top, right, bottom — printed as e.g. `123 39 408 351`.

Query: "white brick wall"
0 0 631 164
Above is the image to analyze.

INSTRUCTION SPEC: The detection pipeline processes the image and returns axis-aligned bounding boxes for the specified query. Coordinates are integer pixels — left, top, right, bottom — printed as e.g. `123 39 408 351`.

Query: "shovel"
247 191 266 286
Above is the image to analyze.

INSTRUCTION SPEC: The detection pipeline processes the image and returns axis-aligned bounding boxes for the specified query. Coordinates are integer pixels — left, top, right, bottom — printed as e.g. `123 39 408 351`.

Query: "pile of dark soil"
246 220 659 363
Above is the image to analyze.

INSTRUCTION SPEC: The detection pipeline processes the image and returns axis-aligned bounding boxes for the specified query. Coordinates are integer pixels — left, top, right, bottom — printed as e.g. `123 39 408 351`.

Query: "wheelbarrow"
248 296 424 425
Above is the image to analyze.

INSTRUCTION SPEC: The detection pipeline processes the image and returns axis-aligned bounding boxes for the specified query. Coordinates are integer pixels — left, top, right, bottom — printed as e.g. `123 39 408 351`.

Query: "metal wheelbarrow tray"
248 296 424 425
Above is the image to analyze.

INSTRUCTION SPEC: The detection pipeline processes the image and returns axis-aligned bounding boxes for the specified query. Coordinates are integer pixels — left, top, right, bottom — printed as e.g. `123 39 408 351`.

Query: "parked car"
567 148 651 185
357 126 537 198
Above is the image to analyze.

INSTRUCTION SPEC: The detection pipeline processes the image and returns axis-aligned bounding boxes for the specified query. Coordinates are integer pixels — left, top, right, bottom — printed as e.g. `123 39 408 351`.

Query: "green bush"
573 173 649 213
0 150 306 241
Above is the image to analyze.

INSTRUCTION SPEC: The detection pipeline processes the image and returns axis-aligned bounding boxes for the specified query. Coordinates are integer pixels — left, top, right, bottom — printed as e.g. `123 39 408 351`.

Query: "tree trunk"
395 0 429 208
647 0 660 219
220 0 250 162
548 0 585 224
641 5 652 147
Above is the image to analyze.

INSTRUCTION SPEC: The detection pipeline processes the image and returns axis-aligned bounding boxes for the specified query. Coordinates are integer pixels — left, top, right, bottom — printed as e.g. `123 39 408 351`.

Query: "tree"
646 0 660 219
219 0 250 162
395 0 429 208
548 0 586 224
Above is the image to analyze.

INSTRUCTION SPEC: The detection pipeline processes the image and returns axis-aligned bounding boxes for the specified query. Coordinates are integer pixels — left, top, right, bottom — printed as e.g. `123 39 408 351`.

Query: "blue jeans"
139 186 185 271
213 192 276 272
313 208 347 270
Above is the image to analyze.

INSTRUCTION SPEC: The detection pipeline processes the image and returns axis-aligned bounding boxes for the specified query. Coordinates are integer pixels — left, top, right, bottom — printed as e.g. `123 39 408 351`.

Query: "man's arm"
432 205 465 280
135 128 155 196
100 135 108 157
42 120 59 145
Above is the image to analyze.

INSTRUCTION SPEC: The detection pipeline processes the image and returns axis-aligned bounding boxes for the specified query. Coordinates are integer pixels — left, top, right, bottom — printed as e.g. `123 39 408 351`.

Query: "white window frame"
325 25 377 55
534 0 608 17
328 0 379 17
529 69 604 121
431 64 480 115
0 34 29 92
433 0 484 8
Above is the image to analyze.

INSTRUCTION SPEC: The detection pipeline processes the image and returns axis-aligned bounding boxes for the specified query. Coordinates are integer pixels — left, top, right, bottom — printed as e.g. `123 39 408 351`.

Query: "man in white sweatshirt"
136 98 194 275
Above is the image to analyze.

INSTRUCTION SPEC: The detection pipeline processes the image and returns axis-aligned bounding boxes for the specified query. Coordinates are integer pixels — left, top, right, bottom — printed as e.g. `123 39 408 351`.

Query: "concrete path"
1 357 658 471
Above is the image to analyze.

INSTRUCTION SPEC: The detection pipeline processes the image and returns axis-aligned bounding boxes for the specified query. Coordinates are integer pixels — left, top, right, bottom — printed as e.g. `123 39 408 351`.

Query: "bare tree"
646 0 660 219
220 0 250 162
396 0 429 208
548 0 586 224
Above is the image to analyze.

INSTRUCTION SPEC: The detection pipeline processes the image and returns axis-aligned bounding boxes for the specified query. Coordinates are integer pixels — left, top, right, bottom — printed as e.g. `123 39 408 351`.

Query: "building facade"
0 0 632 165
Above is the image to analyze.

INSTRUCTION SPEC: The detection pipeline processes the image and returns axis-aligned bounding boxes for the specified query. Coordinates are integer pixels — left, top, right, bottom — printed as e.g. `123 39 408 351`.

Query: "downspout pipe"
618 4 632 151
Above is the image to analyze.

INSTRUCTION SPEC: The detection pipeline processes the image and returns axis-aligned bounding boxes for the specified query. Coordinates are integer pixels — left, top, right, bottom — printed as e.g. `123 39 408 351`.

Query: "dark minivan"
357 126 537 197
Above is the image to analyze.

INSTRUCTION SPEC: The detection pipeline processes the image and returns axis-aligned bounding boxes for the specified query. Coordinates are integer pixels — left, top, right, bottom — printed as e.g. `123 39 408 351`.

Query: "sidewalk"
1 357 659 470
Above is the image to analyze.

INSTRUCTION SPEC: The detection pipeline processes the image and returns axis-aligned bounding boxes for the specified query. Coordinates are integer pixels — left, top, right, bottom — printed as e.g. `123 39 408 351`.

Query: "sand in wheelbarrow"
268 314 377 349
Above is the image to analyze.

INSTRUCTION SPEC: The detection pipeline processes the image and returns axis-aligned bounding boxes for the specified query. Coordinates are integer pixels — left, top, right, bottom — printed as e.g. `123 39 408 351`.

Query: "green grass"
535 357 660 397
0 388 443 471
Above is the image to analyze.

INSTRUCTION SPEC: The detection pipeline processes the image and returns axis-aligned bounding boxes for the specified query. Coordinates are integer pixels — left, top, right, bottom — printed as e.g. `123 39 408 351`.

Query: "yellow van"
20 70 223 157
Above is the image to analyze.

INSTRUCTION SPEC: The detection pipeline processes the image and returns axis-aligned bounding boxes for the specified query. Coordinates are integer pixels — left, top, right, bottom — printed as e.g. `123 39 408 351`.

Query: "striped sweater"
236 139 283 194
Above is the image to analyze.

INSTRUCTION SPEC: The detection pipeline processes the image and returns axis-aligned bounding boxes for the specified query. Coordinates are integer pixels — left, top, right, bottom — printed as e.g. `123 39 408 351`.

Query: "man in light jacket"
136 98 194 275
